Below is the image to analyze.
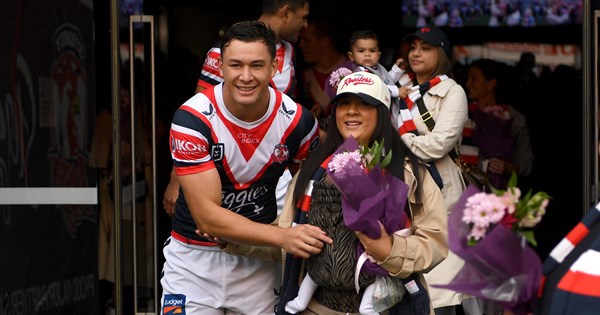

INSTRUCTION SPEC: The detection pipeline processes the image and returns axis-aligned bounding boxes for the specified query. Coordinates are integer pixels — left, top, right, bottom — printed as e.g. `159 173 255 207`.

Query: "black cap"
403 26 451 56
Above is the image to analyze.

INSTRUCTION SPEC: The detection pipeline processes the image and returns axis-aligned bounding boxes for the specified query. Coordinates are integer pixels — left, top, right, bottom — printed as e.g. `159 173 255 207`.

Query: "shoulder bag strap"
415 95 461 162
412 74 435 132
416 97 435 132
413 97 445 189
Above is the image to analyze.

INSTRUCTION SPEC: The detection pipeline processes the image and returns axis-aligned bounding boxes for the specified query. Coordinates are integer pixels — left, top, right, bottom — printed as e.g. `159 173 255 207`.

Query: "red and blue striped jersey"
169 84 319 242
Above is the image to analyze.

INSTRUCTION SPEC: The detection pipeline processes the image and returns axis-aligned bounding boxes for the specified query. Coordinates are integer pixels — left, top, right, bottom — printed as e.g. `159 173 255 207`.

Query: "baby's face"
349 38 381 68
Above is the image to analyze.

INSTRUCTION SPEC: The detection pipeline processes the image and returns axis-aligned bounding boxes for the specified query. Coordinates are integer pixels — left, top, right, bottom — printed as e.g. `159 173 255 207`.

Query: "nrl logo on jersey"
272 144 289 163
211 143 224 161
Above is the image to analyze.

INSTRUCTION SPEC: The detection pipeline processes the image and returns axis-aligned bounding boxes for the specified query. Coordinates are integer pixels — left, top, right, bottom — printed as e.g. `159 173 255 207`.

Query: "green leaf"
362 139 392 170
492 186 505 196
371 141 382 167
520 230 537 246
507 171 518 188
381 149 392 169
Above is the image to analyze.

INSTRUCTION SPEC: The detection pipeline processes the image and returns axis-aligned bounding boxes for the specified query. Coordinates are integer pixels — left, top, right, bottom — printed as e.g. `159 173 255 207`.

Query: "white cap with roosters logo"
330 71 391 109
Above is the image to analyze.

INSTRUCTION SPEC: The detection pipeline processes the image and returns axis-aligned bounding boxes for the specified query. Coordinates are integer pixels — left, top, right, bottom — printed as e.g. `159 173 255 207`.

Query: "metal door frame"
129 14 158 315
110 1 158 313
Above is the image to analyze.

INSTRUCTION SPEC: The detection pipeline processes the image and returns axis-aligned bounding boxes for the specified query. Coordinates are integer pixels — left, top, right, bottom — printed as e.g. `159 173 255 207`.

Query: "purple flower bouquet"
326 136 409 276
433 184 546 315
471 105 514 189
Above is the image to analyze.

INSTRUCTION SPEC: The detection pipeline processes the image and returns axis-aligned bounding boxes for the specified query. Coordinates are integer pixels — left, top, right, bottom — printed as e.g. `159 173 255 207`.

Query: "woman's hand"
356 221 393 262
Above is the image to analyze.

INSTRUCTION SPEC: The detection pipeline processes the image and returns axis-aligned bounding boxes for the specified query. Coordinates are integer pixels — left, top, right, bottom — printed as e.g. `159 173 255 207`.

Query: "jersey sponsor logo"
211 143 224 161
237 132 261 144
163 294 185 314
222 184 268 216
171 136 208 155
272 144 289 163
204 51 220 71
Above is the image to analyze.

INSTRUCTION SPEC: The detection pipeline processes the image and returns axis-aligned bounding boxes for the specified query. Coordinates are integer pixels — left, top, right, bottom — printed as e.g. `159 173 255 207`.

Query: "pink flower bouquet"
325 65 356 99
433 175 550 315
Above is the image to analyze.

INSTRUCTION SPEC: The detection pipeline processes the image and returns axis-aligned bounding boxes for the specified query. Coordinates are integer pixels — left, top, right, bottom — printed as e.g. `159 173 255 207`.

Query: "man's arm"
195 84 207 94
162 166 180 217
178 168 332 259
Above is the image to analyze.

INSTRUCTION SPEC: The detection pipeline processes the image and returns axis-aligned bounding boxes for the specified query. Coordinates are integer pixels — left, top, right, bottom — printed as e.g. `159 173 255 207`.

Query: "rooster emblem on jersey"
272 144 289 163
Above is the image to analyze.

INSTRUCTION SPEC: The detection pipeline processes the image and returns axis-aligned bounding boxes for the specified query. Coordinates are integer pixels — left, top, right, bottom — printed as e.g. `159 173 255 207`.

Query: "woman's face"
408 38 439 81
335 95 378 145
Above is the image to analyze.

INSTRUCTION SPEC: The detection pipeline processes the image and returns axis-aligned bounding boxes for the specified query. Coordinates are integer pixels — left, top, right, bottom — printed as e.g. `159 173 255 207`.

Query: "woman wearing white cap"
394 26 470 315
275 71 449 314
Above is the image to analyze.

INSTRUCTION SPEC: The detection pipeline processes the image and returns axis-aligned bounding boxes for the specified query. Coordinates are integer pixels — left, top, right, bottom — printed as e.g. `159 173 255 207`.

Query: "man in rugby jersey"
162 0 310 217
161 21 331 315
195 0 309 95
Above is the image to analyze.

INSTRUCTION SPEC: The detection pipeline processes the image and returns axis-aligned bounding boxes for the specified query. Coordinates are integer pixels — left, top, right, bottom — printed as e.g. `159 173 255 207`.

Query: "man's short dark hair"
221 20 277 60
262 0 310 15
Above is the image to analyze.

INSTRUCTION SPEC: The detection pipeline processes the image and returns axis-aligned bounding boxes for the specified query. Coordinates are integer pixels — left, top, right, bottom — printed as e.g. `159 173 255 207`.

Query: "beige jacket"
400 78 469 308
222 163 450 314
400 78 468 207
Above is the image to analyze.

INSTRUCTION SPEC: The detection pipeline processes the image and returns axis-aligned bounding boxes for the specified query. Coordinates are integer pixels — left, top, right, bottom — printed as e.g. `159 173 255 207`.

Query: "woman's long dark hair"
293 104 423 205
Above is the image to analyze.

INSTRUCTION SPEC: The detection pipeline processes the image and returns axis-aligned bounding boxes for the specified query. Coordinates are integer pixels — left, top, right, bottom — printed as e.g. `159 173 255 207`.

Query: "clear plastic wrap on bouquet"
372 276 406 312
433 185 543 315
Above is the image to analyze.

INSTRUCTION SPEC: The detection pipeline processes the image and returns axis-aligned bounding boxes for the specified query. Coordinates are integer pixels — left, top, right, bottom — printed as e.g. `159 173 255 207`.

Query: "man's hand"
279 224 333 259
197 224 333 259
488 157 518 175
162 177 180 217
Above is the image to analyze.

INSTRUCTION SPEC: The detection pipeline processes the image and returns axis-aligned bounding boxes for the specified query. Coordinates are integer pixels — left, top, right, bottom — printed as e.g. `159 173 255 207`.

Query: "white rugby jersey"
169 84 318 241
197 40 296 96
